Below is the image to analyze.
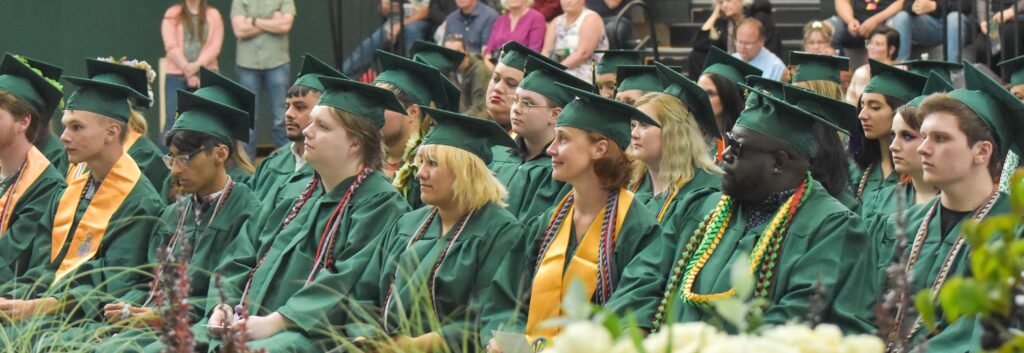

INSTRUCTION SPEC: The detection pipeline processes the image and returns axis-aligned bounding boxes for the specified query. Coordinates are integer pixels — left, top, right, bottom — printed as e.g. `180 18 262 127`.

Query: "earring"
771 167 781 174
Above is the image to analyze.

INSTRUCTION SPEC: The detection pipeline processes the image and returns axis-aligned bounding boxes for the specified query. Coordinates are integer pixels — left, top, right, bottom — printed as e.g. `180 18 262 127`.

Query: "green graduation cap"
790 51 849 83
497 41 564 71
409 40 466 76
595 50 646 75
997 54 1024 87
744 75 785 108
64 58 152 122
293 53 348 92
317 76 405 129
862 59 927 103
783 84 855 135
907 72 955 107
735 83 844 159
945 62 1024 155
654 61 717 137
519 56 595 106
374 49 460 111
0 54 64 121
902 60 962 83
173 68 256 143
420 106 516 164
616 65 666 93
702 46 762 85
555 82 659 150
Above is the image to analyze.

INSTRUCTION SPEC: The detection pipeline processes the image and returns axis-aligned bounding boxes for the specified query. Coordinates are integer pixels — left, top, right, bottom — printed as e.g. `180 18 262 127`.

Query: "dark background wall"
0 0 380 148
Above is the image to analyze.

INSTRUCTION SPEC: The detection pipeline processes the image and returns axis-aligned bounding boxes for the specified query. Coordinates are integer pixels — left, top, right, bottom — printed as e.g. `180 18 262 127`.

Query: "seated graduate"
593 50 645 99
485 41 565 133
0 54 68 283
339 107 525 353
603 83 867 334
488 56 590 221
485 83 662 349
0 57 164 323
872 63 1024 353
19 57 70 175
613 65 670 106
169 77 410 353
883 73 953 211
627 61 723 219
247 53 346 204
91 68 260 350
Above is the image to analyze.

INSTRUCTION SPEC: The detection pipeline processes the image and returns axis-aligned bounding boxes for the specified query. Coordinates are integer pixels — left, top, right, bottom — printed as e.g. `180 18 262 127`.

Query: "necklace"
856 163 874 200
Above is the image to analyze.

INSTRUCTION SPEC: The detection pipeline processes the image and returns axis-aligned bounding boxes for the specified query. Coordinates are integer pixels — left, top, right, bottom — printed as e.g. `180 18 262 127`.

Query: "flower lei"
96 56 156 108
650 172 813 332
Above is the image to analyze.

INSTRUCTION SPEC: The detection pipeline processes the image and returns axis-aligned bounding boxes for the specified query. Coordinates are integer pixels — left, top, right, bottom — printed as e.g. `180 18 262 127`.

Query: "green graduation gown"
869 193 1012 353
850 161 901 216
35 131 68 175
603 180 870 333
0 157 67 283
197 172 410 352
482 189 661 343
127 136 169 196
488 141 570 221
347 203 525 352
636 168 721 235
246 142 303 203
160 164 254 204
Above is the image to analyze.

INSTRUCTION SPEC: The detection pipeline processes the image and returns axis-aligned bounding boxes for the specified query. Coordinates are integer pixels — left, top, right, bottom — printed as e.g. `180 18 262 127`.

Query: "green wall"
0 0 381 148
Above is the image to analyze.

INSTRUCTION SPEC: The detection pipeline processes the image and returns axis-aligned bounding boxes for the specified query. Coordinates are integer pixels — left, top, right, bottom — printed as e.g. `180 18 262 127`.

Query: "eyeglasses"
511 98 554 112
162 148 208 169
723 132 773 158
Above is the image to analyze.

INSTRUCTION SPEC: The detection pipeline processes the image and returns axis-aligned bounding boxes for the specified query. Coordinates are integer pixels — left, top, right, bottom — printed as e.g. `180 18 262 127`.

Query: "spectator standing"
230 0 295 156
731 18 786 80
845 26 900 104
161 0 224 147
543 0 608 81
829 0 910 60
483 0 547 69
341 0 432 78
444 0 500 55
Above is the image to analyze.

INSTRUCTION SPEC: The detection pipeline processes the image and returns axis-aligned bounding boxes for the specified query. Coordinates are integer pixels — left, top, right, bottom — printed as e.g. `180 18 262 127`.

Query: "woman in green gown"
342 107 525 353
850 60 926 216
485 84 662 349
176 77 411 353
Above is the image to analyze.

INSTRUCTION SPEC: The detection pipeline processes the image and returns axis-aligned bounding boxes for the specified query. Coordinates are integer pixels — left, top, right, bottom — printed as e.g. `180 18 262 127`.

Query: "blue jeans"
899 11 972 61
236 63 290 155
162 74 191 151
342 19 431 77
829 14 913 60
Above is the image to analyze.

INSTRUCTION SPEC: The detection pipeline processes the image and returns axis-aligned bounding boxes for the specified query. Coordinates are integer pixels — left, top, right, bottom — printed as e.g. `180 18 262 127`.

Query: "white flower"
760 324 834 353
548 321 612 353
609 338 641 353
837 335 885 353
702 335 795 353
642 322 718 353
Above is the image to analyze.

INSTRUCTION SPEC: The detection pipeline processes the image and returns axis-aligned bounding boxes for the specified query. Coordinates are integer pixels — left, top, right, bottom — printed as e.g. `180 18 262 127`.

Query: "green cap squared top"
997 54 1024 87
743 75 785 108
862 59 927 103
907 72 955 107
595 50 646 75
653 61 717 137
901 60 962 82
317 76 405 129
293 53 348 92
790 51 850 83
63 59 152 122
702 46 762 85
409 40 466 76
419 106 517 164
497 41 565 71
0 54 64 121
555 82 660 150
616 65 666 93
944 62 1024 155
519 56 595 106
782 84 856 136
374 49 460 111
173 68 256 143
735 83 844 159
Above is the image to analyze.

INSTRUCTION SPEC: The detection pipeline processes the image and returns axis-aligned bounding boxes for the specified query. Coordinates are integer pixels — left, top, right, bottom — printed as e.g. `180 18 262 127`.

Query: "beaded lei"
650 172 813 332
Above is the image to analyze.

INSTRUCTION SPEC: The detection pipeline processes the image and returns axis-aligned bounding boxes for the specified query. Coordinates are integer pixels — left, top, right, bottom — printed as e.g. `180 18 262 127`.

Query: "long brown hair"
178 0 210 44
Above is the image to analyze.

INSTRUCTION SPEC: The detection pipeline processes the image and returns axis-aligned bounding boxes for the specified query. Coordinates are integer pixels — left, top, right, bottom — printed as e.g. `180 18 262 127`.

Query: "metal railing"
613 0 662 61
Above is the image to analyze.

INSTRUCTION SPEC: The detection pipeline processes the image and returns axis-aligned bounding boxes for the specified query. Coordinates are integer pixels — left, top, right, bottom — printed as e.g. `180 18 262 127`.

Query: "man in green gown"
603 84 868 334
593 50 645 98
488 57 588 221
18 57 69 175
246 54 344 204
156 77 411 353
870 63 1024 353
0 57 164 325
0 54 68 283
613 65 673 105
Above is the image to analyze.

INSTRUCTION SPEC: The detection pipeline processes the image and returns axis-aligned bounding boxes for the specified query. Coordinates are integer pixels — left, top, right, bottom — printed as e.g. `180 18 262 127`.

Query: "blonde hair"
631 93 723 191
794 80 844 101
230 141 256 174
328 107 387 171
803 20 834 42
416 144 507 210
500 0 535 8
128 108 148 134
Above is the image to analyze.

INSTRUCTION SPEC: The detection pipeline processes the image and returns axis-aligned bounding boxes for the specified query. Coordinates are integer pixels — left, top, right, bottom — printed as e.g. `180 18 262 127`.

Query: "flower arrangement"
96 56 156 108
